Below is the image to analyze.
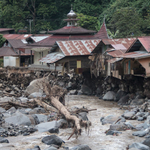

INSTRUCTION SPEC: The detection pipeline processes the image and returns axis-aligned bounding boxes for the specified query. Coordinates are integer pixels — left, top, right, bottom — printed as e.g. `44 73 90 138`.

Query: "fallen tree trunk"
40 78 91 138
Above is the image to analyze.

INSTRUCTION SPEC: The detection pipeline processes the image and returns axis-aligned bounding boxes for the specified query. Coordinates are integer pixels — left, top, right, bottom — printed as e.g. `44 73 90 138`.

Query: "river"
0 95 145 150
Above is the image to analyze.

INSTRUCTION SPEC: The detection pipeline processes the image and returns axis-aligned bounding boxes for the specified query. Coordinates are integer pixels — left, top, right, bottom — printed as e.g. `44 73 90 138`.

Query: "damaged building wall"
138 57 150 76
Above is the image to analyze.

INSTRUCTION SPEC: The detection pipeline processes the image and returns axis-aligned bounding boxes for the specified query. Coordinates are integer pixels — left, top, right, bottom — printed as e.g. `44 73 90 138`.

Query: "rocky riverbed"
0 67 150 150
0 95 149 150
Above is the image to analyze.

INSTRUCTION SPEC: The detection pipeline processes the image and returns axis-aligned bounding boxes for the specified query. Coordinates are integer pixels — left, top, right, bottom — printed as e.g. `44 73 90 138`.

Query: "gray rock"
131 99 145 105
81 85 92 95
57 119 68 128
0 107 6 113
106 130 122 135
28 92 43 98
35 114 47 123
6 107 16 114
118 95 130 105
103 91 116 101
68 90 77 95
115 90 126 102
44 146 57 150
28 107 46 114
132 129 149 137
78 112 88 121
123 111 136 119
5 112 31 126
36 121 56 132
42 135 64 146
109 123 128 131
142 138 150 147
71 144 91 150
0 137 9 143
129 142 150 150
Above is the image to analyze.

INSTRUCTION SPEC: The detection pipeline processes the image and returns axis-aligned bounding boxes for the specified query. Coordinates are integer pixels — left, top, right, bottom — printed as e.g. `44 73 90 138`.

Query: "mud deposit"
0 95 144 150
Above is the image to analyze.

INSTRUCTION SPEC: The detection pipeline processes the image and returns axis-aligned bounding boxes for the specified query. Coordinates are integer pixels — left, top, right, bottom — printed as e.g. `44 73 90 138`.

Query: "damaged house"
40 39 100 74
90 38 136 78
30 8 108 70
0 34 33 67
107 37 150 78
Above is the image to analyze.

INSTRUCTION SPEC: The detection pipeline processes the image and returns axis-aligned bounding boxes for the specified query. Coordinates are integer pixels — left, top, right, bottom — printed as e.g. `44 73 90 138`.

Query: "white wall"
4 56 17 67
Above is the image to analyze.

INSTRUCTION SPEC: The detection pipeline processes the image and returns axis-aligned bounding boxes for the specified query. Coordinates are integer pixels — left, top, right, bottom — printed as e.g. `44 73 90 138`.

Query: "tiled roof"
57 39 100 56
48 26 96 35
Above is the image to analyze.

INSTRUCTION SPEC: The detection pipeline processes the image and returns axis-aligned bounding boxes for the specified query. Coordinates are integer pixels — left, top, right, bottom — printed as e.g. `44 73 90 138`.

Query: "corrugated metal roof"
103 38 136 50
48 26 96 35
0 28 14 32
107 50 125 57
57 39 101 56
8 39 25 49
3 34 32 40
30 36 49 42
107 58 123 63
138 37 150 53
30 34 100 47
40 52 65 63
0 47 18 57
115 51 150 59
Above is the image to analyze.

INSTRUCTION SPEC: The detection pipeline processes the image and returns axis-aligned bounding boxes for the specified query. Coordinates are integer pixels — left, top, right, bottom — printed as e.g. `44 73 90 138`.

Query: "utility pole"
27 19 33 33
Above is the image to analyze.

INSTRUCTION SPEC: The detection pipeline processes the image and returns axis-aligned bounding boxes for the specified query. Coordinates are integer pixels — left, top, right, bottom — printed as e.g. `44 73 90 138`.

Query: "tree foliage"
0 0 150 37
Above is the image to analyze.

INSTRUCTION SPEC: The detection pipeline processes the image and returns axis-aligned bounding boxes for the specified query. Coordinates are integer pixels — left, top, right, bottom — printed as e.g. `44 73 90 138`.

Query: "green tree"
0 34 5 47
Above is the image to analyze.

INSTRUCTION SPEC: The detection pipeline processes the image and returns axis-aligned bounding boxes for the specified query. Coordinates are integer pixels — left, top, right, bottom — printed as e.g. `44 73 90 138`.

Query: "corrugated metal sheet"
40 52 65 63
30 34 100 47
115 51 150 59
30 36 49 42
138 37 150 53
3 34 32 40
103 38 136 50
0 47 18 57
8 39 25 49
107 50 125 57
107 58 123 63
57 39 101 56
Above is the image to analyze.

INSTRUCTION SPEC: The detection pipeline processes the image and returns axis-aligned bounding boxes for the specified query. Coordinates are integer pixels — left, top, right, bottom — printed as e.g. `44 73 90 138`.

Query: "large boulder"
123 111 136 119
71 144 91 150
81 85 92 95
25 78 48 95
42 135 64 146
5 112 31 126
115 90 126 102
0 137 9 143
129 142 150 150
103 91 116 101
100 115 125 125
118 95 130 105
132 129 149 137
143 138 150 147
36 121 56 132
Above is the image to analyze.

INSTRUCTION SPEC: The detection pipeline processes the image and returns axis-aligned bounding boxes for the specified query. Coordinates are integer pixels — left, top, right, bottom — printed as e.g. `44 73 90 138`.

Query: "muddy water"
0 95 145 150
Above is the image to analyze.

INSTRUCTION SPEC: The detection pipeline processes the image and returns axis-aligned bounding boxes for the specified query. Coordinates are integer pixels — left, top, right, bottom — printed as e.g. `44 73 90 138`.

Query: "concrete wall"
33 50 49 65
4 56 20 67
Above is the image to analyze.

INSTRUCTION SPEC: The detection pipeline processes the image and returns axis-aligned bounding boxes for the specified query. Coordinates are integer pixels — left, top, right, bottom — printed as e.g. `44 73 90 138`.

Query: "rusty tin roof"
116 51 150 59
138 37 150 53
103 38 136 49
57 39 101 56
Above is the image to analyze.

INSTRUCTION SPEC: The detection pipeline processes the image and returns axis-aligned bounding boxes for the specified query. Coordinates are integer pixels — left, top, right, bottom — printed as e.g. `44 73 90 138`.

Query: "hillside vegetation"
0 0 150 38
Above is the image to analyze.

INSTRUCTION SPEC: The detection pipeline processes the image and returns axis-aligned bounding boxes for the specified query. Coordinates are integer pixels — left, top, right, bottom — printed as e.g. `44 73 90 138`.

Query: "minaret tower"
64 5 79 27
